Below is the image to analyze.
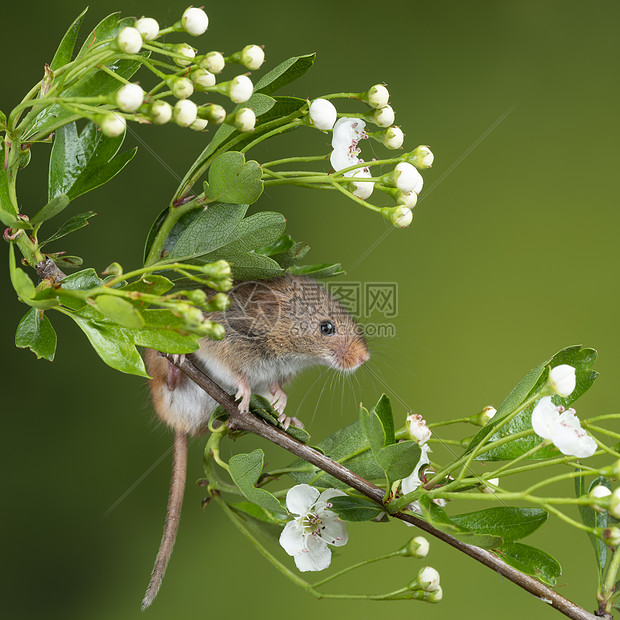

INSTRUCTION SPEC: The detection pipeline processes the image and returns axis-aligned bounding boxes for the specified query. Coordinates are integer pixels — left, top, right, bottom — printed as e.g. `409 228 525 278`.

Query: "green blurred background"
1 1 619 618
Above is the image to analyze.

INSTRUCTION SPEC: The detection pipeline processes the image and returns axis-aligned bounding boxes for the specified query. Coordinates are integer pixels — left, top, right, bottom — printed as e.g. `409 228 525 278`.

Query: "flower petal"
319 516 348 547
279 520 306 556
286 484 319 515
553 410 597 457
294 537 332 572
531 396 556 440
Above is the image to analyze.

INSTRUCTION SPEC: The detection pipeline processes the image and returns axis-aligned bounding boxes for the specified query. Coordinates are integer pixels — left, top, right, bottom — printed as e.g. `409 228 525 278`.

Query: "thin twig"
163 353 599 620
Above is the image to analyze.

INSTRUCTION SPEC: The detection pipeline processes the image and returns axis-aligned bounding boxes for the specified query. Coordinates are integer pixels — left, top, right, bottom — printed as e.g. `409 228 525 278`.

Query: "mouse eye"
320 320 336 336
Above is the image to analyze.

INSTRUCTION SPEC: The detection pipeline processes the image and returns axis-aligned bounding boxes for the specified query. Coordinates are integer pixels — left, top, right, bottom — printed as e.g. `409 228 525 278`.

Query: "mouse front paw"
234 377 251 413
269 384 288 414
276 412 305 431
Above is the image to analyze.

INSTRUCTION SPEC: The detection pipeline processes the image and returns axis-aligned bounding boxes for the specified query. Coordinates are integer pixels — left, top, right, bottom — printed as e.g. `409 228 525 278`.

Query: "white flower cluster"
531 364 597 458
102 7 260 137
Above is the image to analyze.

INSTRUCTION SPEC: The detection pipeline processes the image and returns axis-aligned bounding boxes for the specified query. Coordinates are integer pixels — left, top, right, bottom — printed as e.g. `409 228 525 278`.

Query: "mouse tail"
141 430 188 611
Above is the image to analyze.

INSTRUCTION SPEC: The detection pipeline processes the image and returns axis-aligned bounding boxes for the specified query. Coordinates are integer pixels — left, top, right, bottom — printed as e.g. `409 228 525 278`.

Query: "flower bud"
371 105 395 128
190 118 208 131
409 566 440 592
470 405 497 427
406 413 431 444
102 262 123 276
170 77 194 99
390 162 423 194
115 83 144 112
589 485 611 512
309 98 337 131
598 458 620 479
350 167 374 200
428 586 443 603
200 260 232 278
610 488 620 519
179 304 205 328
397 191 418 209
229 75 253 103
407 145 434 169
200 51 225 74
399 536 430 558
182 7 209 36
481 477 499 494
99 112 126 137
548 364 576 398
365 84 390 109
117 27 143 54
602 527 620 547
186 290 208 306
382 126 404 149
173 99 198 127
136 17 159 40
382 206 413 228
149 101 172 125
191 68 216 90
40 64 54 97
205 292 231 312
239 44 265 70
230 108 256 132
174 43 196 67
198 104 227 124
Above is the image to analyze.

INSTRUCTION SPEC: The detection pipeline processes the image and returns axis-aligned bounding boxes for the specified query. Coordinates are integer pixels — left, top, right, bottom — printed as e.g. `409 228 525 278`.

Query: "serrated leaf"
451 507 547 541
15 308 57 361
204 152 263 205
228 450 284 515
49 121 136 202
95 295 145 329
122 275 175 297
39 211 96 248
329 495 384 522
495 542 561 586
254 54 316 95
30 194 70 227
50 8 88 70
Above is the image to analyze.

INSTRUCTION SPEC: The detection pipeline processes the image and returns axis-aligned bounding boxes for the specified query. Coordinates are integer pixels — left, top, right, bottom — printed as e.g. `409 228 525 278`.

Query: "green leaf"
468 345 598 460
55 268 103 309
373 394 395 445
30 194 70 227
50 7 88 70
575 475 611 580
228 449 284 515
230 503 284 545
255 234 310 269
204 151 263 205
451 507 548 542
495 542 562 586
49 121 136 202
39 211 96 248
246 394 310 443
48 254 83 270
15 308 57 361
122 275 175 297
9 245 35 300
254 54 316 95
95 295 145 329
329 495 384 522
360 405 386 454
287 263 345 279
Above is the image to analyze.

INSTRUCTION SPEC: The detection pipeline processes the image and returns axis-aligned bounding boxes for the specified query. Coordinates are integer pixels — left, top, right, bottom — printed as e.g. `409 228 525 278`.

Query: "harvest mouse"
141 274 369 608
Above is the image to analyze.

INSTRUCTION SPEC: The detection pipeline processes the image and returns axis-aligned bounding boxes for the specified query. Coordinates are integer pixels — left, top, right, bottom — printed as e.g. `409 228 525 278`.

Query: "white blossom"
115 83 144 112
366 84 390 109
590 485 612 499
330 117 366 170
383 126 404 149
182 7 209 36
386 206 413 228
416 566 441 592
99 112 126 137
309 98 337 131
279 484 348 572
398 190 418 209
548 364 576 397
150 101 172 125
117 27 142 54
173 99 198 127
409 145 434 169
190 118 208 131
201 51 225 74
241 44 265 70
229 75 253 103
191 69 216 90
394 162 423 194
350 167 374 200
531 396 597 458
175 43 196 67
406 413 431 444
136 17 159 41
372 104 395 128
171 77 194 99
232 108 256 132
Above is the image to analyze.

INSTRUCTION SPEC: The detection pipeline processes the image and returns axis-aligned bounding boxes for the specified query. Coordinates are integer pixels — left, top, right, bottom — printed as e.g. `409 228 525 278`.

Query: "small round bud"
182 7 209 36
180 304 205 328
602 527 620 547
240 44 265 70
383 206 413 228
309 98 337 131
136 17 159 41
407 145 434 169
190 118 208 131
471 405 497 426
397 191 418 209
191 68 216 90
200 260 232 278
481 477 499 494
198 104 227 124
406 413 431 444
610 488 620 519
102 262 123 276
548 364 576 397
393 162 423 194
206 292 231 312
117 27 143 54
366 84 390 109
428 586 443 603
372 105 395 128
150 101 172 125
400 536 430 558
99 112 126 137
174 43 196 67
115 83 144 112
350 168 374 200
590 485 612 512
410 566 440 592
170 77 194 99
186 290 208 306
229 75 253 103
173 99 198 127
231 108 256 132
383 126 404 149
200 51 225 74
